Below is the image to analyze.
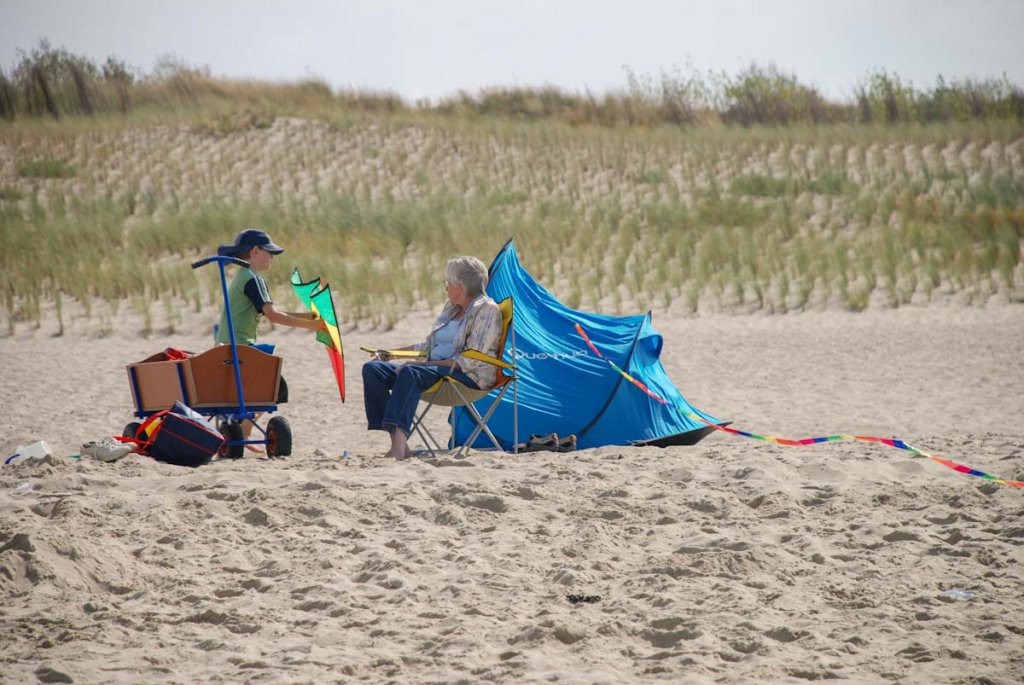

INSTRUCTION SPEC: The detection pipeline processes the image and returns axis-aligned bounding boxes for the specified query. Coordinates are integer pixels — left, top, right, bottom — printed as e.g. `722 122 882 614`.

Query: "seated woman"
363 256 503 460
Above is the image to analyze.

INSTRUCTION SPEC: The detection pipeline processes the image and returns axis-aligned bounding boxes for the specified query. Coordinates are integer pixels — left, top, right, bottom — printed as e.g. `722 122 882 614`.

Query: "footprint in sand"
553 625 586 644
295 599 334 612
642 618 703 648
729 639 763 655
597 488 630 498
896 642 934 662
35 666 74 684
742 494 767 509
430 506 466 526
243 507 271 526
764 626 810 643
787 667 841 681
685 498 727 516
458 494 508 513
882 529 920 542
510 485 542 500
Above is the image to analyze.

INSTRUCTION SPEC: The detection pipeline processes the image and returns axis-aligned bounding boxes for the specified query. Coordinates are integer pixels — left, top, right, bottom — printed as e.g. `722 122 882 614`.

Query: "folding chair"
411 298 518 459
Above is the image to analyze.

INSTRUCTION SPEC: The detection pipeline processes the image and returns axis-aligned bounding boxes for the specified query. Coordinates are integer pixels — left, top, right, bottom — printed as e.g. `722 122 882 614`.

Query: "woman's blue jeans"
363 361 480 437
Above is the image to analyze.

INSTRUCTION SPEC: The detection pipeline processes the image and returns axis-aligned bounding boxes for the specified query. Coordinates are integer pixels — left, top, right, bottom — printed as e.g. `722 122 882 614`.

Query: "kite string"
573 323 1024 489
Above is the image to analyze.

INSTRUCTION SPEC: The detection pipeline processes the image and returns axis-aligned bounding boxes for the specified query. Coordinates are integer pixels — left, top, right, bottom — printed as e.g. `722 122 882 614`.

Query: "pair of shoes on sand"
521 433 577 453
81 437 135 463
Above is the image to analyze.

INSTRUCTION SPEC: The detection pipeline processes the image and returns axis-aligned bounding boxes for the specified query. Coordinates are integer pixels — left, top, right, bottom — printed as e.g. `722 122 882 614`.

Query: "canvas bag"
137 401 223 468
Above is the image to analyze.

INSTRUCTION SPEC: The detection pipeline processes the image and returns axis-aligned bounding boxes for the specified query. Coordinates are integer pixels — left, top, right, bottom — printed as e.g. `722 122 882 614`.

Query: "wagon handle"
192 256 251 270
191 254 251 416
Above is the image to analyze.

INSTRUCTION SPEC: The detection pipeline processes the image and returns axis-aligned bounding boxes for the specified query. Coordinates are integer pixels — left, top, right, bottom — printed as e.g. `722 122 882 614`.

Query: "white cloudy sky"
2 0 1022 103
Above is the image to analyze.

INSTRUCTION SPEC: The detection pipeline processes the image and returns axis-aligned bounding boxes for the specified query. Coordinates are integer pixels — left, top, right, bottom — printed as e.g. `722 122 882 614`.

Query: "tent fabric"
451 239 722 450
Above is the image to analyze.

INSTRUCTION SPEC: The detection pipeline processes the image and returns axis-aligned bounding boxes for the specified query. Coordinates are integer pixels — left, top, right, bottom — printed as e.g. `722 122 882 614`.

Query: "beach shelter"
451 239 723 450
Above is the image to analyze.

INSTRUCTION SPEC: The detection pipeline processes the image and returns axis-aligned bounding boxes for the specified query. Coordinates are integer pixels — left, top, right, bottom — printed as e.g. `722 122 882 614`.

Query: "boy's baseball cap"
217 228 284 257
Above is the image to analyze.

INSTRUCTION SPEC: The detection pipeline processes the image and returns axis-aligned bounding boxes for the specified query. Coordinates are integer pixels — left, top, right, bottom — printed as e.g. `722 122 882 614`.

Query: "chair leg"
452 384 511 458
413 418 442 458
411 397 443 458
412 374 519 460
472 385 511 450
512 377 518 455
454 404 491 459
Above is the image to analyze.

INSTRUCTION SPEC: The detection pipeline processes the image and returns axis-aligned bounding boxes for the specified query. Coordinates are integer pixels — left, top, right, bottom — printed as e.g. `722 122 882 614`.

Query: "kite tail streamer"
574 323 1024 489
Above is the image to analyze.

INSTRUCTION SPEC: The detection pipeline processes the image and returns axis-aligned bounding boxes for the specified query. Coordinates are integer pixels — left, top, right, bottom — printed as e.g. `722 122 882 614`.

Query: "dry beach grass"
2 116 1022 332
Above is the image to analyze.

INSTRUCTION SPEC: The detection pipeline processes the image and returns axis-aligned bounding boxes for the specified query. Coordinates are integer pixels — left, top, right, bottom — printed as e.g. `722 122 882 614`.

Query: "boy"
215 228 326 453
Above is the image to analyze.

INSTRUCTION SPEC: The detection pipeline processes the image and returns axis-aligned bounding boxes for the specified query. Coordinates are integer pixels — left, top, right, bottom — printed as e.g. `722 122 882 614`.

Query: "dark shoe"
518 432 558 453
528 432 558 451
556 435 577 452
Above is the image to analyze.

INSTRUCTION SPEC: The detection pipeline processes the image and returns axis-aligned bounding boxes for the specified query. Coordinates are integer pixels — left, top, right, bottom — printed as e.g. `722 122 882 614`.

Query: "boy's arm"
262 304 328 333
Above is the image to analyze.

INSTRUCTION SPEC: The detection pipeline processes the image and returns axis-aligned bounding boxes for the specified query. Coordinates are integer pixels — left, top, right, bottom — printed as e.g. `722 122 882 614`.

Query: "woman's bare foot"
384 427 412 460
383 443 414 461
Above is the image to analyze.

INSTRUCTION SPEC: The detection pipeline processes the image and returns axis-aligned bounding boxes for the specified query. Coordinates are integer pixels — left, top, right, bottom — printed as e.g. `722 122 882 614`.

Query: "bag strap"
132 410 170 453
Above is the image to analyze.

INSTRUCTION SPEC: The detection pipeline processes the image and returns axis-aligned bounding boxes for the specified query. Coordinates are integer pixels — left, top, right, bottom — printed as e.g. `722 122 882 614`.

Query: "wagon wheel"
219 421 245 460
266 416 292 458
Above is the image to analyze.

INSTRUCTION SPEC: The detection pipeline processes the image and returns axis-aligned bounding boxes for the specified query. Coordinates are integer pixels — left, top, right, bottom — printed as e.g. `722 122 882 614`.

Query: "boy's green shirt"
215 267 270 346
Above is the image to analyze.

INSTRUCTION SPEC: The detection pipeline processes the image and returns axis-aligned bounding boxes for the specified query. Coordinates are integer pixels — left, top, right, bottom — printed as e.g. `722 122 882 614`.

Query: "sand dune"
1 304 1022 683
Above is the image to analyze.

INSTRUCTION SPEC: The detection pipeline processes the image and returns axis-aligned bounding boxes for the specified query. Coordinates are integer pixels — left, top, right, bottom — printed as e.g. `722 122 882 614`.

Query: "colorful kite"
575 323 1024 489
291 268 345 402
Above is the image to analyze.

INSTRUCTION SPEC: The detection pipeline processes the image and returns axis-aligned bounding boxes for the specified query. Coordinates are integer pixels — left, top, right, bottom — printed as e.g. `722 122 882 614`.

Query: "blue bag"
143 402 223 468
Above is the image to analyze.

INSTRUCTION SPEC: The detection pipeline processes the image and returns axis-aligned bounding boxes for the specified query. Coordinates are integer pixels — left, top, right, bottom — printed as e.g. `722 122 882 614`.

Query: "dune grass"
0 111 1021 334
5 40 1022 129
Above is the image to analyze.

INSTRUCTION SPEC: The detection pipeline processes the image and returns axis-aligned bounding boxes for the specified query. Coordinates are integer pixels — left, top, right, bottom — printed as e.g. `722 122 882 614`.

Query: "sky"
2 0 1023 103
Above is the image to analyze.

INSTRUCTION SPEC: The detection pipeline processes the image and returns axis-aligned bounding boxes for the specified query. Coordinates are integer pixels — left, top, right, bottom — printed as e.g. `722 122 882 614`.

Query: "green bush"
731 174 794 197
17 157 76 178
721 64 836 126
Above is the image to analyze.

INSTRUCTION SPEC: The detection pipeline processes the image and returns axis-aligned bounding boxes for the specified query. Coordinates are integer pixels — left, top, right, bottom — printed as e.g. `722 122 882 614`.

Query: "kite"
291 268 345 402
575 323 1024 489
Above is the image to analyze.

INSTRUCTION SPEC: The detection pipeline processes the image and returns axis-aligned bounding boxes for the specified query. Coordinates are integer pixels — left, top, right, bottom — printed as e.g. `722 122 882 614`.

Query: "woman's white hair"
446 256 488 297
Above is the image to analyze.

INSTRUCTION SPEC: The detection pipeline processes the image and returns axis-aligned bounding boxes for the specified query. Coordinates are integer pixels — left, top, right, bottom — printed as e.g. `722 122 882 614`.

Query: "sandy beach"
1 303 1022 684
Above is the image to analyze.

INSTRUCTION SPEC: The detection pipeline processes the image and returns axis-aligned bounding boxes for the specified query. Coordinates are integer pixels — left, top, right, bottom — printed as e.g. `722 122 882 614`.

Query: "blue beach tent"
451 239 723 450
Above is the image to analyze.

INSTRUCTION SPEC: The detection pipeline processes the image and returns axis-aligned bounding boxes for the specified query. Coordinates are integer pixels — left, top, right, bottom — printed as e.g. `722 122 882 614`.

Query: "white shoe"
82 438 135 463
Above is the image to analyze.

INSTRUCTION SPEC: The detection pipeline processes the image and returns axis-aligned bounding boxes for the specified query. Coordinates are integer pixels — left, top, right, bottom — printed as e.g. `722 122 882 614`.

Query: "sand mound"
1 304 1022 682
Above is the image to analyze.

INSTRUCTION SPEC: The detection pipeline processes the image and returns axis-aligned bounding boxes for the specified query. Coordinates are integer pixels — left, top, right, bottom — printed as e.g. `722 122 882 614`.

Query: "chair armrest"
360 346 515 370
360 346 427 358
460 349 516 370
